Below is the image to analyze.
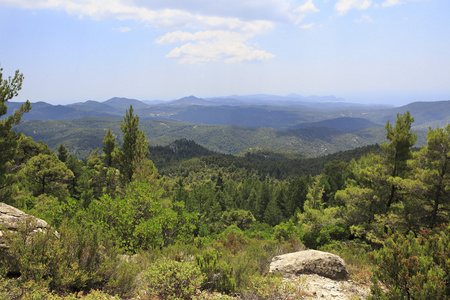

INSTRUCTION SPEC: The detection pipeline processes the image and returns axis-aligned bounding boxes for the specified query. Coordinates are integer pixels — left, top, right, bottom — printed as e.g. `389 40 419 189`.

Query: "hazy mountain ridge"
6 95 445 158
8 94 447 131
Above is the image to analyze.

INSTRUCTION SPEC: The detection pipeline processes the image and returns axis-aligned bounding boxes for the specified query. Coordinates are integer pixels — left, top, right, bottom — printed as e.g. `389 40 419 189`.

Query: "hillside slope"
13 118 427 159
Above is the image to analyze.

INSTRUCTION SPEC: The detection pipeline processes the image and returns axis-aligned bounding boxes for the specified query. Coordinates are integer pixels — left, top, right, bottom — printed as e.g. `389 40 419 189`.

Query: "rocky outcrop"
0 202 49 249
270 250 349 280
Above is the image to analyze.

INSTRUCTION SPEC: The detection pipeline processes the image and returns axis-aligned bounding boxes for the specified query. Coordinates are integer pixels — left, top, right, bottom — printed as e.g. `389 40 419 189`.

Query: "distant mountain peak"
169 96 214 107
184 95 200 100
102 97 149 109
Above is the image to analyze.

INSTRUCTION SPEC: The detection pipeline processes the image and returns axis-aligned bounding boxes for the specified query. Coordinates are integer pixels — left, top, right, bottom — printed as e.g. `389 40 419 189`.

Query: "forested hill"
290 117 380 132
149 139 382 182
13 118 427 159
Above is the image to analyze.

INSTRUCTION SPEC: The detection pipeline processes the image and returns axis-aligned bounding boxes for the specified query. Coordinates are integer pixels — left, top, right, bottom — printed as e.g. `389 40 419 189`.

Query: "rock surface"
0 202 49 249
270 249 349 280
292 274 370 299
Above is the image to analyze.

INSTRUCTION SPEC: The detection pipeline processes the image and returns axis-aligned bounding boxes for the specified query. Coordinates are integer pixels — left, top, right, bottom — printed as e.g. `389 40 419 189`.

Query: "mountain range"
6 94 450 130
7 94 449 159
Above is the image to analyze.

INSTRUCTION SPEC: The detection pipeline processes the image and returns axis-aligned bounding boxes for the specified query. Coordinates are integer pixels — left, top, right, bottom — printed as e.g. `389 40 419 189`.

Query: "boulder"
0 202 49 249
269 250 349 280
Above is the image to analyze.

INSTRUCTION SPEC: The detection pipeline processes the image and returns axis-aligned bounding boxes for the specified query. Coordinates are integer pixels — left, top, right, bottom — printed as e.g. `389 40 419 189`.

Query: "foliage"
57 144 68 162
403 125 450 229
14 115 392 160
296 176 346 248
241 273 306 300
196 248 236 293
273 219 298 242
19 153 74 198
221 210 256 231
319 240 373 284
91 174 196 251
369 226 450 299
119 105 149 184
0 217 120 294
0 277 121 299
215 226 249 254
139 258 205 300
0 67 31 199
381 111 417 208
102 127 118 168
5 100 450 300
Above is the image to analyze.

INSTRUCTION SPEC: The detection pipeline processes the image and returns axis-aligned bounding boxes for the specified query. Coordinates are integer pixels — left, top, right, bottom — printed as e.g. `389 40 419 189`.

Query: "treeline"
150 139 381 182
1 68 450 299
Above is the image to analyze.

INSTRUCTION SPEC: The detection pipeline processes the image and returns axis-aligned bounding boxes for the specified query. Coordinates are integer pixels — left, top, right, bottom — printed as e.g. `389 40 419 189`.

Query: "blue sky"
1 0 449 106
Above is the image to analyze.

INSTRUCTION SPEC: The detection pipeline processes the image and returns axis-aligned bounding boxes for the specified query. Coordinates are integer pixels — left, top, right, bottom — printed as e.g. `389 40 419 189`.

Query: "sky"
0 0 449 106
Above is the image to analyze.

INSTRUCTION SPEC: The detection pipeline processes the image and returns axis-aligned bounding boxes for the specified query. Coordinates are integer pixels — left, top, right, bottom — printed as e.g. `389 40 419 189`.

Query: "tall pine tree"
119 105 149 184
381 111 417 207
102 127 118 167
0 68 31 191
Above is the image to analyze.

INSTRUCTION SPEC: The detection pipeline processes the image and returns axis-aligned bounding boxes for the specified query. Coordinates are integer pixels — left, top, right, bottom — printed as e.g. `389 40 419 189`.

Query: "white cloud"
0 0 285 63
300 23 314 29
132 0 297 23
296 0 319 13
335 0 372 15
158 30 275 64
381 0 403 7
0 0 299 29
354 14 373 23
380 0 426 8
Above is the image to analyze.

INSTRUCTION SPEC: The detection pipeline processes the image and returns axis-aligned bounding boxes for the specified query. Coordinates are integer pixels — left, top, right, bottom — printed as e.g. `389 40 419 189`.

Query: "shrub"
216 226 249 254
0 276 119 299
369 228 450 299
0 217 121 294
196 248 236 294
139 258 205 300
244 222 273 241
301 223 350 249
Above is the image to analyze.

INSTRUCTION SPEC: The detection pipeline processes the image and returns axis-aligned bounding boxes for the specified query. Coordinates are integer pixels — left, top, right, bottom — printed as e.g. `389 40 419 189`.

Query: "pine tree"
407 125 450 228
381 111 417 207
119 105 149 184
57 144 68 162
20 153 74 198
102 127 117 167
0 68 31 190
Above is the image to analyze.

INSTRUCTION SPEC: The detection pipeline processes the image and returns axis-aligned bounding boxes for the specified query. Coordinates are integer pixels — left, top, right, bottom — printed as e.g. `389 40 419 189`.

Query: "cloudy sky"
1 0 449 105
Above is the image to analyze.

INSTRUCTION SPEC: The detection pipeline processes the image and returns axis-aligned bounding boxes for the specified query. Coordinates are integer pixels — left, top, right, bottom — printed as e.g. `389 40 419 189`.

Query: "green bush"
301 223 350 249
230 240 278 290
0 217 121 294
272 220 297 242
369 228 450 300
139 258 205 300
216 226 249 254
244 222 273 240
196 248 236 293
0 276 120 299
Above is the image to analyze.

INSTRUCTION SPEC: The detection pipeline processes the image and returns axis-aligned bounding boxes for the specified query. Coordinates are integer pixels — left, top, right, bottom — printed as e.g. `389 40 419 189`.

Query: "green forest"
1 69 450 299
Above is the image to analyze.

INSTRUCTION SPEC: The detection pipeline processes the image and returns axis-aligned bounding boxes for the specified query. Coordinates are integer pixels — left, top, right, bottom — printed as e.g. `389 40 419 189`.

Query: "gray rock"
0 202 49 249
270 250 349 280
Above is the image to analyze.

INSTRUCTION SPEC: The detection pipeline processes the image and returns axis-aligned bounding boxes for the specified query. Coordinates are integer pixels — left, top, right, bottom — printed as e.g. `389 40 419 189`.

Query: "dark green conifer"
57 144 68 162
0 68 31 190
102 127 117 167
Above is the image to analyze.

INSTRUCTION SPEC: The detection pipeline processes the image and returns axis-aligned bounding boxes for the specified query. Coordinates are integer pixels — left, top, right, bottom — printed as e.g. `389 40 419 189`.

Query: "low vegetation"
2 69 450 299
